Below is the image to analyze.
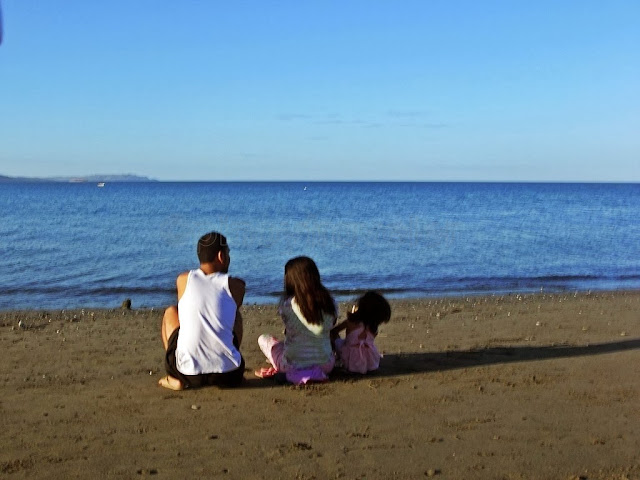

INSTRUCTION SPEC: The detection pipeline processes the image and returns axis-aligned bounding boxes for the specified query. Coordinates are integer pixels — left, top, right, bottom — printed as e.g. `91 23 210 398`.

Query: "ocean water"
0 182 639 310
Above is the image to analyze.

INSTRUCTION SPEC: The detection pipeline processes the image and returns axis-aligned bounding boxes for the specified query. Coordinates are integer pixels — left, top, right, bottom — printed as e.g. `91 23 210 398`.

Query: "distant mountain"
0 174 157 183
0 174 49 183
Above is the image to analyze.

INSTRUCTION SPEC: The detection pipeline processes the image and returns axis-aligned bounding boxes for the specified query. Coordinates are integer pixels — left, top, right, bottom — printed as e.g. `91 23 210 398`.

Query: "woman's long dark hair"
284 256 336 325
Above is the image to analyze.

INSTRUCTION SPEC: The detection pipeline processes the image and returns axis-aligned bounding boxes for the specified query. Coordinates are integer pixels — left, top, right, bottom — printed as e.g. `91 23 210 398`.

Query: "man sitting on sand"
159 231 246 390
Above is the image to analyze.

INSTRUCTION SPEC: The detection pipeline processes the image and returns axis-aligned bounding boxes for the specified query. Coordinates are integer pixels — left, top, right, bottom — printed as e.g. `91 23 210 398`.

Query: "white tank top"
176 269 241 374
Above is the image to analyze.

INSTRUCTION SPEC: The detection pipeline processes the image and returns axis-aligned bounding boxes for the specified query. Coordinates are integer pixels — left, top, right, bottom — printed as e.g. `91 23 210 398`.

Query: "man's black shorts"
165 328 245 388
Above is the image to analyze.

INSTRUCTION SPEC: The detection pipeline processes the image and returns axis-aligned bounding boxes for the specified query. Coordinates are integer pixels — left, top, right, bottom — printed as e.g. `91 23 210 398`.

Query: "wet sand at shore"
1 291 639 479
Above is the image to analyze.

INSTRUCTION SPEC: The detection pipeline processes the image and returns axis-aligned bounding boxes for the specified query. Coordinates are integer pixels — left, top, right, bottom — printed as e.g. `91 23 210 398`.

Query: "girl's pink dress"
335 325 381 374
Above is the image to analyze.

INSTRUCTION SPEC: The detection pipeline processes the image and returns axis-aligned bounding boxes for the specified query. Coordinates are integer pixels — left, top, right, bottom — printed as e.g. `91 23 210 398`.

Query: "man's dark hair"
197 231 227 263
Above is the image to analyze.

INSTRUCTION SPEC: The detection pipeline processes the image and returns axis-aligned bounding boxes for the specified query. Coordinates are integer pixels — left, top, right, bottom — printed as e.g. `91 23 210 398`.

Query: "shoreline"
3 287 639 315
2 290 639 478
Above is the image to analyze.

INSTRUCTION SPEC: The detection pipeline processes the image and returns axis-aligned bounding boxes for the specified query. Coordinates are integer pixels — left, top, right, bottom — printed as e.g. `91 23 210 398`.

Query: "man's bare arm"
228 277 246 347
233 310 244 347
176 272 189 302
228 277 245 307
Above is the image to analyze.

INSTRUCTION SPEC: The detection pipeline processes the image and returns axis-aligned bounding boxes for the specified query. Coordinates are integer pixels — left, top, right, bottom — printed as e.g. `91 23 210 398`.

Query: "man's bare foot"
158 375 183 390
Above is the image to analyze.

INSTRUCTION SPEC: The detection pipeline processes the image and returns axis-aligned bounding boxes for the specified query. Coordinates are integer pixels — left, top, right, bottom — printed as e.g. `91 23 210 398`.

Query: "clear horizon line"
2 173 639 184
147 178 640 184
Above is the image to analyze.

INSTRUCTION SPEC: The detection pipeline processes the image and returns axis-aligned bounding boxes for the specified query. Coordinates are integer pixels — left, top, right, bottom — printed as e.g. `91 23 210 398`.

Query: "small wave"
323 273 640 300
0 285 175 297
328 287 416 296
2 272 640 310
431 273 640 288
263 287 415 299
535 273 640 282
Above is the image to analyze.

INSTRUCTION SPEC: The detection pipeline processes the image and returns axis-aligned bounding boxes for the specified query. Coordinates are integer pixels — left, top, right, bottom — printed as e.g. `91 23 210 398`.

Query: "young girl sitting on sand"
256 256 337 384
330 291 391 374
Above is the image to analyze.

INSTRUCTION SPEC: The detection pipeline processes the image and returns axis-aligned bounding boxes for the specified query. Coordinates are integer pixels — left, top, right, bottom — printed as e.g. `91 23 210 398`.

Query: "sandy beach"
1 291 638 479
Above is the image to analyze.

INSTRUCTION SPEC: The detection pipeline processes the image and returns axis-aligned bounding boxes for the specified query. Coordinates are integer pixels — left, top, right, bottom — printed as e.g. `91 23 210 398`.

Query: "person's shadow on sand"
241 338 640 387
373 338 640 377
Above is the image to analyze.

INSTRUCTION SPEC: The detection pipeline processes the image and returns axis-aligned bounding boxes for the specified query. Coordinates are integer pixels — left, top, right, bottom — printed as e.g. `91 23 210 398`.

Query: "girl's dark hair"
284 256 336 325
349 291 391 335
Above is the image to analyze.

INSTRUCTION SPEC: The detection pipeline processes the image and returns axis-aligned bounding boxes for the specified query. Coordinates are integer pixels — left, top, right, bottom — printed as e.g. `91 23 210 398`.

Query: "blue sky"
0 1 638 181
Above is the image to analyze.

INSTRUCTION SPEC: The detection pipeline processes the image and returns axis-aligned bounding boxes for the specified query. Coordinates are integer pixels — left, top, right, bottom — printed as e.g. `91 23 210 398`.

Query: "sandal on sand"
158 375 184 390
254 366 278 378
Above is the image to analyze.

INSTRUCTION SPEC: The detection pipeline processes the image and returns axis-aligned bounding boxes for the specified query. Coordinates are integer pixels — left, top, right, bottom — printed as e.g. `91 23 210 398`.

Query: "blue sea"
0 182 639 310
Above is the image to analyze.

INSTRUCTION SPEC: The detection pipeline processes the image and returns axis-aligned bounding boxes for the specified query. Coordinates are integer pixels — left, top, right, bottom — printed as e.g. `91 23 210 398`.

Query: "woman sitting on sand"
256 256 337 384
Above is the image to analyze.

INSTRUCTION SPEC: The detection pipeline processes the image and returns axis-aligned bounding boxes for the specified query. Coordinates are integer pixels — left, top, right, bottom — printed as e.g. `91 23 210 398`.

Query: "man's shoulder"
228 276 246 293
176 271 191 299
227 276 246 306
228 276 246 286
